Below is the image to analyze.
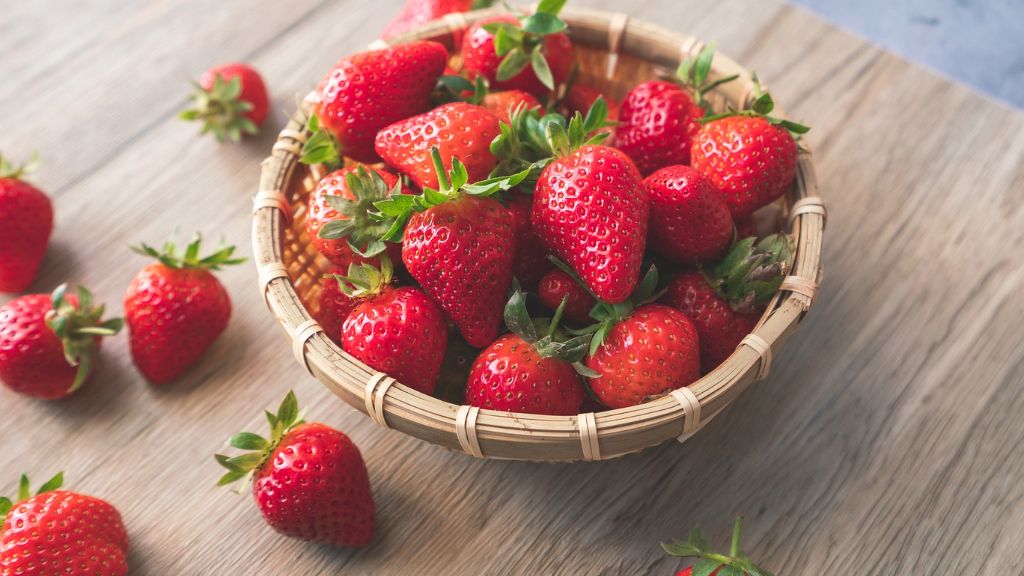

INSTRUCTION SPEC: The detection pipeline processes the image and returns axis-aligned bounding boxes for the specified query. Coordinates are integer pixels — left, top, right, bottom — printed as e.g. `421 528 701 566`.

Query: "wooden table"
3 0 1023 574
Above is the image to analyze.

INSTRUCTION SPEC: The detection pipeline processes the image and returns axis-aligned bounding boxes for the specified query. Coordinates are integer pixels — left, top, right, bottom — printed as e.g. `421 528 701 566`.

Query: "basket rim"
251 5 825 462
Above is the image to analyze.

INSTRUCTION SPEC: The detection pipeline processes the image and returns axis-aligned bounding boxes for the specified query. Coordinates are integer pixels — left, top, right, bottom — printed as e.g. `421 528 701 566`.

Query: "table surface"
3 0 1024 574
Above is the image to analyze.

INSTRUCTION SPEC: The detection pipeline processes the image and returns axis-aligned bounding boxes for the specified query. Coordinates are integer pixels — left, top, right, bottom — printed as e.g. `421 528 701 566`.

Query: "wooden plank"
2 0 1023 574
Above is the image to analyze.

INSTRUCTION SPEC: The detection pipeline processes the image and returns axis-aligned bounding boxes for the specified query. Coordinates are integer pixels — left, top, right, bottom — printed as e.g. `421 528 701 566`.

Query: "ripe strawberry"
482 89 543 123
461 4 574 98
581 267 701 408
0 154 52 293
664 516 770 576
466 289 587 415
377 149 526 347
661 234 792 371
317 267 357 345
614 81 703 174
381 0 480 40
306 165 408 268
506 192 551 289
216 392 375 547
533 118 647 302
537 267 594 325
375 102 501 190
181 63 269 141
691 85 809 219
303 41 448 165
124 236 243 384
644 165 734 264
563 83 620 122
0 472 129 576
0 285 121 399
333 257 447 394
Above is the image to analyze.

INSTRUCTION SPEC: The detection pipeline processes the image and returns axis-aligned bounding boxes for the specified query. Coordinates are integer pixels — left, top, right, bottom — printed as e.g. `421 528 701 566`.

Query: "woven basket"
252 6 825 462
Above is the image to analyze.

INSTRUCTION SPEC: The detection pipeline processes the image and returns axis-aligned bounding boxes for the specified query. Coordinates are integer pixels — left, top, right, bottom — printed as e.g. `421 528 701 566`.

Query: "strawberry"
537 267 594 325
644 165 734 264
482 89 543 123
375 102 502 190
0 285 121 400
0 154 52 293
381 0 485 40
124 236 243 384
317 267 358 345
664 516 771 576
580 267 701 408
333 257 448 395
460 1 574 98
466 288 587 415
614 81 702 174
302 41 448 165
181 63 269 142
306 165 408 268
506 192 551 289
216 392 375 547
562 83 620 122
691 84 809 219
0 472 129 576
376 149 527 347
532 112 647 303
661 234 792 370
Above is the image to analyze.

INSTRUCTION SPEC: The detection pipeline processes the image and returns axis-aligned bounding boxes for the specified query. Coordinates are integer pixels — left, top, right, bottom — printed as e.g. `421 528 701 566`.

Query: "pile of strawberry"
297 0 809 416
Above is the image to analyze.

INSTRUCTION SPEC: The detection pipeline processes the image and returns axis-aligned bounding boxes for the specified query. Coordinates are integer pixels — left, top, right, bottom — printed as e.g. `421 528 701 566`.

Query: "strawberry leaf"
523 12 566 35
36 472 63 495
276 390 299 427
530 46 555 90
693 559 724 576
17 475 29 502
229 432 269 451
497 48 530 81
536 0 567 15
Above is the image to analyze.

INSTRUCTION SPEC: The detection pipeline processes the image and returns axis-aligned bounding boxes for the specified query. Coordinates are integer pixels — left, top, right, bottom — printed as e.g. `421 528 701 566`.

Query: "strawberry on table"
181 63 269 142
645 165 734 264
0 284 122 400
537 267 595 325
333 257 448 395
0 154 52 293
661 234 792 371
664 516 771 576
302 41 448 165
381 0 489 40
466 288 587 415
375 102 502 190
0 472 129 576
461 0 574 98
124 235 243 384
306 165 409 269
216 391 375 548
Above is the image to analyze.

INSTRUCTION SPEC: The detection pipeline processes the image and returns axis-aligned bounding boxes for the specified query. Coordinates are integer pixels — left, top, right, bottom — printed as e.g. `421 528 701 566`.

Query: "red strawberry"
124 236 243 384
506 192 551 289
304 41 448 164
375 102 501 190
333 258 447 394
376 149 526 347
482 89 543 123
0 285 121 400
614 81 702 174
664 517 768 576
466 289 586 415
0 472 129 576
461 8 573 98
537 267 594 325
181 63 269 141
661 234 792 371
381 0 476 40
644 165 734 264
216 392 375 547
533 141 647 303
305 165 408 268
563 83 620 121
581 267 700 408
0 154 52 293
317 267 358 345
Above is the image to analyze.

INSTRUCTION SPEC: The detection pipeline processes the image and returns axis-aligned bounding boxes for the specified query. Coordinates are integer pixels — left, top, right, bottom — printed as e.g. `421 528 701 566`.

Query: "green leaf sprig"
215 391 304 490
317 166 406 259
675 43 740 114
706 234 793 313
700 74 810 139
44 284 124 393
484 0 569 91
502 288 592 375
662 516 773 576
0 152 39 180
131 234 245 271
180 74 258 142
300 113 343 168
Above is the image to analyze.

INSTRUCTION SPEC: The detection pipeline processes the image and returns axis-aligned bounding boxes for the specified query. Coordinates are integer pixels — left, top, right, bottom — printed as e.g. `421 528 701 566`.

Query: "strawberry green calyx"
180 74 258 142
486 0 568 90
375 147 530 242
45 284 123 393
215 391 304 489
0 472 64 525
663 516 773 576
318 166 405 258
503 288 590 370
328 255 395 299
0 153 39 180
434 75 489 106
132 234 246 271
708 234 793 313
300 113 342 168
545 97 613 157
675 43 740 113
700 74 810 139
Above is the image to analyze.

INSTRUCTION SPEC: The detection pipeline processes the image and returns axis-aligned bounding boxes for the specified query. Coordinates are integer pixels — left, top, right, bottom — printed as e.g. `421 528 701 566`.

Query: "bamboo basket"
252 6 825 461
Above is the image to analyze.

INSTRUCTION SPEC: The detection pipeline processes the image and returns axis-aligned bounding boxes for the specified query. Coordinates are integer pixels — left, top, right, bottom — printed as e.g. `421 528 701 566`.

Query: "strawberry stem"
0 153 39 180
214 391 305 490
44 284 123 393
180 74 258 142
131 234 245 271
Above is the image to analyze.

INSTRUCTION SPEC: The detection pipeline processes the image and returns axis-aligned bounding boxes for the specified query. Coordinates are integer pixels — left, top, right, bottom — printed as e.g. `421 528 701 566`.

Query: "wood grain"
2 0 1023 574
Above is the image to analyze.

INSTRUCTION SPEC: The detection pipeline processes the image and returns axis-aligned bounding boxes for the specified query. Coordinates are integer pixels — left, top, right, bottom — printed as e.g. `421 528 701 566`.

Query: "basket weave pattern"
252 7 825 461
